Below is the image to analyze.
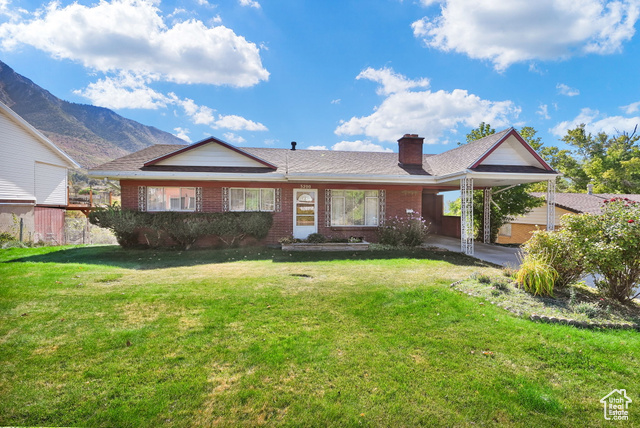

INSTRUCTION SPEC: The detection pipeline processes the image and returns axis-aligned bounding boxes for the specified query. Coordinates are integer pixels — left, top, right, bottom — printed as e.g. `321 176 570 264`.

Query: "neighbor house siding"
496 206 574 244
120 180 424 245
0 109 70 203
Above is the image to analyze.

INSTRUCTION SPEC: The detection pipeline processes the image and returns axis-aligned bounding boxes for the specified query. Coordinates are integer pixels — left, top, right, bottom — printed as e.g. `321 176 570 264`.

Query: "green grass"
1 245 638 427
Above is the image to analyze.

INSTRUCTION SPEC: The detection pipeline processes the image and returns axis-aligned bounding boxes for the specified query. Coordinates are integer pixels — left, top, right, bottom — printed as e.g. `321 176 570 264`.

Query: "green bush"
516 255 558 297
377 215 430 247
89 204 142 248
89 207 273 249
563 197 640 302
306 233 326 243
522 229 584 288
0 232 15 243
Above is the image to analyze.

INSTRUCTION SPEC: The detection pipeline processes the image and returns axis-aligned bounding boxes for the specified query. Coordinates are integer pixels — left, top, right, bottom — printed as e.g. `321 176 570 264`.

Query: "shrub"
306 233 326 243
90 207 274 249
522 229 584 288
516 255 558 297
89 204 142 248
377 215 430 247
0 232 15 243
563 197 640 302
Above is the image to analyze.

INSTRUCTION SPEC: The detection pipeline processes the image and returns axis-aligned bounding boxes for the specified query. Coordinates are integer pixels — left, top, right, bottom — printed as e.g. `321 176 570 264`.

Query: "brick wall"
496 223 543 245
121 180 426 245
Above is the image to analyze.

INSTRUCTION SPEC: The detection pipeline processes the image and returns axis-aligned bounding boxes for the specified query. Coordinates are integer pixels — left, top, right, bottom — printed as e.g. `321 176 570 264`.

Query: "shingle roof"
427 128 512 176
532 192 640 214
90 128 557 179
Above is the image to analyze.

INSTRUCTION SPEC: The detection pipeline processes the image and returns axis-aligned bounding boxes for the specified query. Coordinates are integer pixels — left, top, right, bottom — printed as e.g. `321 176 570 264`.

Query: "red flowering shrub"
563 198 640 302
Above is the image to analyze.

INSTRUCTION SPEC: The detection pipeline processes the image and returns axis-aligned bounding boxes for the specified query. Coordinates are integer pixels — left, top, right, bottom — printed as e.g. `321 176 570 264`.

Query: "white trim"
293 188 318 239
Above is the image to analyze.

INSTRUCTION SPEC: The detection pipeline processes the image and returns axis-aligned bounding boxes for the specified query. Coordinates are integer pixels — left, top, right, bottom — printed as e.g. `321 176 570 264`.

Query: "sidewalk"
425 235 522 268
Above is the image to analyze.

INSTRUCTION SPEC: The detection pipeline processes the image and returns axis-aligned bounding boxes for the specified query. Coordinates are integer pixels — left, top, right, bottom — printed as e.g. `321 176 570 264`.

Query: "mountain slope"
0 61 186 167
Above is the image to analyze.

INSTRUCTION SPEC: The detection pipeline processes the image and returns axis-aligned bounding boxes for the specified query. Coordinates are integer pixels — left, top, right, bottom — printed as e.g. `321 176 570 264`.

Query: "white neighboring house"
0 101 80 243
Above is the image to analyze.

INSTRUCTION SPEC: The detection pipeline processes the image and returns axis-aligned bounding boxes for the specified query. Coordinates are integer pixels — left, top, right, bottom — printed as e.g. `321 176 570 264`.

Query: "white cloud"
223 132 246 144
557 83 580 96
239 0 261 8
537 104 550 120
307 145 328 150
551 107 640 136
331 99 341 104
621 101 640 114
175 97 217 125
357 67 430 96
74 72 170 109
332 140 393 152
214 114 267 131
336 67 520 143
0 0 269 87
412 0 640 71
173 127 191 142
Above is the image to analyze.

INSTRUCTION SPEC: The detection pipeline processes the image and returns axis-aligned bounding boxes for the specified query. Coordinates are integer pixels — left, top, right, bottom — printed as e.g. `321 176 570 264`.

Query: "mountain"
0 60 187 167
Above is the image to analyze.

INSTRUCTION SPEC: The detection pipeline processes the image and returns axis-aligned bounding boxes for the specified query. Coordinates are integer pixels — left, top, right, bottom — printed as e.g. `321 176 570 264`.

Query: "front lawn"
0 246 638 427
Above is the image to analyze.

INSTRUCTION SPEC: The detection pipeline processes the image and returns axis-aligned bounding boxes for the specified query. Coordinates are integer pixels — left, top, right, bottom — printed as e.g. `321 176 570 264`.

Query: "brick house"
497 192 640 244
89 127 559 254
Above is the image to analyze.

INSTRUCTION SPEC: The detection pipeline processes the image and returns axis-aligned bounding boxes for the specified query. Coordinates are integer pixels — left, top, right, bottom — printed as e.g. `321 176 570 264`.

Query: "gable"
476 134 547 169
147 138 277 169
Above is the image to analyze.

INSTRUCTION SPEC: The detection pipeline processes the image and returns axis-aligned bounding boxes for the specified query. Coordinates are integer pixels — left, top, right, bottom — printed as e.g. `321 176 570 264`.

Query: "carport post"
483 188 491 244
546 180 556 231
461 178 474 255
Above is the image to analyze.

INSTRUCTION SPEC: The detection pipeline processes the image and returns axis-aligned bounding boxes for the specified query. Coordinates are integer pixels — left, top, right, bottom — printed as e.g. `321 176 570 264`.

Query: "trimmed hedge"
89 205 273 249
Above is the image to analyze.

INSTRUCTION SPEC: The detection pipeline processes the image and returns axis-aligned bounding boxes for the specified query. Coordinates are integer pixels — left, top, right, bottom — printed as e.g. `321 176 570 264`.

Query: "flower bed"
281 241 369 252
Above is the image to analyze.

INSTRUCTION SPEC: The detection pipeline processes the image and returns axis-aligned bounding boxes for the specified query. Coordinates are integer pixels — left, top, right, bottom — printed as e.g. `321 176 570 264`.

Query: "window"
330 190 378 226
229 188 276 212
147 187 196 212
498 223 512 237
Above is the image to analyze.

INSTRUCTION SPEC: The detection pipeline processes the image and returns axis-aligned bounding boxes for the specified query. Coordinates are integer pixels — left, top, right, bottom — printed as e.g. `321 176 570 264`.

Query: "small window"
147 187 196 212
229 188 276 212
499 223 512 237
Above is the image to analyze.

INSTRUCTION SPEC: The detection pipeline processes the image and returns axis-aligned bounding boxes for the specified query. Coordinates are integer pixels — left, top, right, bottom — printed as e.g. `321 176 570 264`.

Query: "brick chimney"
398 134 424 166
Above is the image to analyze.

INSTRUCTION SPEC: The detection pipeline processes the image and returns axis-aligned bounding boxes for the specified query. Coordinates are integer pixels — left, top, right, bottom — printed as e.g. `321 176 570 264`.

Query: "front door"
293 189 317 239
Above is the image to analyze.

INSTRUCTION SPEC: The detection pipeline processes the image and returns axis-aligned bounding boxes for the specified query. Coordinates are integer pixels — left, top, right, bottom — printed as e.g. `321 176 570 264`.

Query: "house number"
300 185 311 189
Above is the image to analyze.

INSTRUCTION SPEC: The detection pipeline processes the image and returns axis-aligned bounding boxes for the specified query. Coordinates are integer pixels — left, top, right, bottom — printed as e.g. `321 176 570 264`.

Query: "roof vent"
291 141 297 151
587 183 593 195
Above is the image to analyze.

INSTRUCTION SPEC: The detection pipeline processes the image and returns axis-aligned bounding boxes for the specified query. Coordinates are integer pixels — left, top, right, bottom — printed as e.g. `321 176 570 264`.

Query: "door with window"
293 189 317 239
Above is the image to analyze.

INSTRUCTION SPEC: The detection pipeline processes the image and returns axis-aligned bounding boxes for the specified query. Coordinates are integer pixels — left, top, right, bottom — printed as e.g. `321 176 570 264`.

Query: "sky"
1 0 640 160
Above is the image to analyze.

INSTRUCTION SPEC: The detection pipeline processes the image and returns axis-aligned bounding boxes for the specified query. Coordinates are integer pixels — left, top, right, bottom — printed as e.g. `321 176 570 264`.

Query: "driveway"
425 235 522 268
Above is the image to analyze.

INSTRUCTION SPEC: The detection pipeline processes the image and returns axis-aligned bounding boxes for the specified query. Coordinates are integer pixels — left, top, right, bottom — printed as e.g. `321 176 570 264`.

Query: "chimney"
291 141 297 151
398 134 424 166
587 183 593 195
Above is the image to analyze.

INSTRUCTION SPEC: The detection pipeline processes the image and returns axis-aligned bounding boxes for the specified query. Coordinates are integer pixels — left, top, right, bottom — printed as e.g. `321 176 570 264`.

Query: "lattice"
547 180 556 231
138 186 147 212
460 178 474 255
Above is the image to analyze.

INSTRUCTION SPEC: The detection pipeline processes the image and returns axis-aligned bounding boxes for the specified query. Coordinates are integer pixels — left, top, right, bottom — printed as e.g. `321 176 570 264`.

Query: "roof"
533 192 640 214
89 128 558 185
0 101 80 169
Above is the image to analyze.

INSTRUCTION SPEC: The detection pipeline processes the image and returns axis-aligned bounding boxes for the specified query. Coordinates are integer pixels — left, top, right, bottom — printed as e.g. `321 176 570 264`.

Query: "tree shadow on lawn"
5 245 493 270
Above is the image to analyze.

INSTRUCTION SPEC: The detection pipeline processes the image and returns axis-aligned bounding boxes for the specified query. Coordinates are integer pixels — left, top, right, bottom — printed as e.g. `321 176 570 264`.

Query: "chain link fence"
0 213 116 245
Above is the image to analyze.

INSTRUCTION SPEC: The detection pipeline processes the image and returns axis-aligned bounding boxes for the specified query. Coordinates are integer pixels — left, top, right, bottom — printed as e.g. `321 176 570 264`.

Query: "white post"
546 179 556 231
483 188 491 244
461 178 474 255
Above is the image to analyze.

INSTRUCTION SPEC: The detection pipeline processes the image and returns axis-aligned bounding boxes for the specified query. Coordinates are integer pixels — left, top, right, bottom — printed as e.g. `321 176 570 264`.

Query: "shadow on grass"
4 245 492 270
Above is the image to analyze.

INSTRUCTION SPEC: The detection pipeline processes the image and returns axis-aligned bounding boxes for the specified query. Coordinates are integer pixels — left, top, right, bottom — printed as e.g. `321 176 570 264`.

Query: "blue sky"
1 0 640 158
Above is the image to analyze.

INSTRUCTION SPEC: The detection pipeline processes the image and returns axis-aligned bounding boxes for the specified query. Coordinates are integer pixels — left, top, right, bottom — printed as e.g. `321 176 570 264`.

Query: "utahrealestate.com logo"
601 389 632 421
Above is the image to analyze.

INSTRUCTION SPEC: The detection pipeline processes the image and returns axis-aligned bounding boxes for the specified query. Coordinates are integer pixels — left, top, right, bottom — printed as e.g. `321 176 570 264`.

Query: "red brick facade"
121 179 425 245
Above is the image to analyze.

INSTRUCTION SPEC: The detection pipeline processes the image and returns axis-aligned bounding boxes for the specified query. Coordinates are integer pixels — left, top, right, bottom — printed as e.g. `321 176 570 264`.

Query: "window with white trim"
330 190 379 226
229 188 276 212
147 187 196 212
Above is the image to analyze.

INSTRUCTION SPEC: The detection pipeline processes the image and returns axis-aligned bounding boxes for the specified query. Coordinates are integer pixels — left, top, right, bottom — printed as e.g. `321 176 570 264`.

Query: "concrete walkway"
424 235 522 268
